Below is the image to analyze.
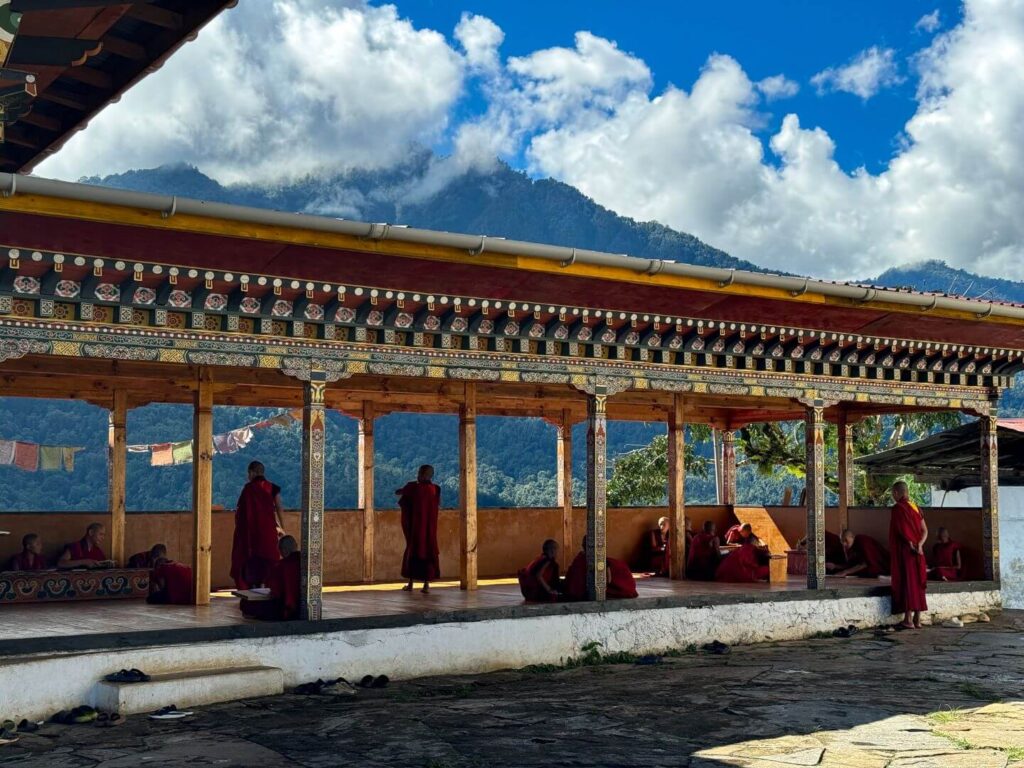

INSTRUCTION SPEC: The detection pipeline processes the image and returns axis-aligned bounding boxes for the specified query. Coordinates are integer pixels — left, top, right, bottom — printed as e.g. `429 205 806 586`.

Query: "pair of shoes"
832 624 859 638
104 668 150 684
320 677 357 696
358 675 389 689
67 706 97 724
702 640 730 655
95 712 124 728
149 705 193 721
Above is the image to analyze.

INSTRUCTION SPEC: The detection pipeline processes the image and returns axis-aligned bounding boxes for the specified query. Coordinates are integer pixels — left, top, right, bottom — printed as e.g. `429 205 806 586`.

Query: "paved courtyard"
2 612 1024 767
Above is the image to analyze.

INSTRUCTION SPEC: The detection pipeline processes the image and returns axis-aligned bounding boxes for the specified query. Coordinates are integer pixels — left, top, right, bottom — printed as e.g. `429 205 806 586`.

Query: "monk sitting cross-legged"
833 530 890 578
890 481 929 629
58 522 108 569
687 521 721 580
230 461 285 589
930 527 962 582
724 523 757 546
518 539 562 602
241 536 301 621
7 533 49 571
397 464 442 594
562 536 638 601
715 537 769 583
128 543 167 570
147 557 193 606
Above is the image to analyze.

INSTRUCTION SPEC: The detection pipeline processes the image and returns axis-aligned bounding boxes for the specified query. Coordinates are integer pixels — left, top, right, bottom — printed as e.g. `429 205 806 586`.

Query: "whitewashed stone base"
0 589 1000 721
93 666 284 715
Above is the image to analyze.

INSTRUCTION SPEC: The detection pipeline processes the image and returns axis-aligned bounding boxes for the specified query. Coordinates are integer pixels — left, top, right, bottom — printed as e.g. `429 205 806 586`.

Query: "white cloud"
454 12 504 72
916 10 942 33
811 46 904 99
757 74 799 101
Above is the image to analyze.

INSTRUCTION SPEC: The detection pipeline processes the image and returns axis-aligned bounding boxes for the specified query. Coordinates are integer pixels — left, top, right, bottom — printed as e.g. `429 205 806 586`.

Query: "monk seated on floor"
518 539 562 602
241 536 301 621
563 536 639 601
686 521 721 580
128 543 167 569
832 529 890 578
929 527 962 581
715 535 770 583
723 522 759 546
147 557 193 605
796 531 847 572
646 516 671 577
57 522 112 569
6 533 51 571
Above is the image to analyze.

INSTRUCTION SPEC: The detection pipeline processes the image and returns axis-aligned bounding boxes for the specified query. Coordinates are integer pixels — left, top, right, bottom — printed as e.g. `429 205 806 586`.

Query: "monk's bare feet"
897 621 915 630
421 584 430 594
402 583 413 592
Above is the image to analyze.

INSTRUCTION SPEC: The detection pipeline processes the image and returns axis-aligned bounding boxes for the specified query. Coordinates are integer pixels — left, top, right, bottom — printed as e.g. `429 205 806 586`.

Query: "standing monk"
230 461 285 589
397 464 441 593
890 481 928 629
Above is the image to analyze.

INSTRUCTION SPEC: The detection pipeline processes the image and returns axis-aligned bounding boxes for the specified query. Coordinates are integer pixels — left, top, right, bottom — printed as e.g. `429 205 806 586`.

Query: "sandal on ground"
149 705 192 721
104 669 150 684
70 706 98 724
321 678 357 696
702 640 731 655
0 731 18 746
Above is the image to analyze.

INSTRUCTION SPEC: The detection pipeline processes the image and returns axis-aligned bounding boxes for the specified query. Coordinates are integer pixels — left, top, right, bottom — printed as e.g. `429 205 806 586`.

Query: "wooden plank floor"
0 575 868 642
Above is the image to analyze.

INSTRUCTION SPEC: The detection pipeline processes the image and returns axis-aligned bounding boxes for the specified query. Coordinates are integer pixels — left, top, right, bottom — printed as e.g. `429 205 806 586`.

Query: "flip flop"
149 705 192 721
321 678 357 696
70 706 98 724
0 731 18 746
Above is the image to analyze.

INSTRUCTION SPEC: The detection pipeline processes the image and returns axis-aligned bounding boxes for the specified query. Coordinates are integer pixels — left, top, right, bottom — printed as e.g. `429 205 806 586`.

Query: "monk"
647 516 671 577
518 539 561 602
930 527 962 582
7 533 49 571
241 536 301 621
890 481 929 629
563 537 638 601
128 543 167 569
797 531 846 571
58 522 107 569
397 464 441 593
724 523 758 546
715 540 770 583
147 557 193 605
834 530 890 578
687 521 722 580
230 461 285 589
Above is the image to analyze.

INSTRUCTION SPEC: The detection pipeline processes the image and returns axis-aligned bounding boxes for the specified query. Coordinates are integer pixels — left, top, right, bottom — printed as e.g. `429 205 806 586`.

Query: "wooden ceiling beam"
127 3 183 29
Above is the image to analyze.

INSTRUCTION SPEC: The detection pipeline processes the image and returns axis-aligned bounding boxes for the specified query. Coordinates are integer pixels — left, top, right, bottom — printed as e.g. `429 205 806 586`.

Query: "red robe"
66 538 105 562
127 551 155 569
931 540 962 581
7 551 48 571
399 480 441 581
715 542 769 583
647 529 670 576
518 555 560 602
230 478 281 589
242 552 301 620
150 562 193 605
687 532 721 580
824 531 846 566
562 552 638 600
889 499 928 613
847 534 890 577
724 525 746 545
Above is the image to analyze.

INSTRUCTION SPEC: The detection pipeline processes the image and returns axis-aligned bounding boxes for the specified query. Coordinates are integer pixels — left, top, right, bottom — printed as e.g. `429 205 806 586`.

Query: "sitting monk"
7 533 49 571
563 537 639 601
147 557 193 605
833 529 890 578
687 521 722 580
58 522 107 569
930 527 962 581
647 516 671 577
796 531 847 572
518 539 562 602
128 543 167 569
241 536 301 621
715 540 770 583
724 522 759 546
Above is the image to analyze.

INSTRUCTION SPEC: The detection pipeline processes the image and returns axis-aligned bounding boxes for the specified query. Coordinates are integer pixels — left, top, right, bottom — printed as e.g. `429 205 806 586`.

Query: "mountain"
870 260 1024 305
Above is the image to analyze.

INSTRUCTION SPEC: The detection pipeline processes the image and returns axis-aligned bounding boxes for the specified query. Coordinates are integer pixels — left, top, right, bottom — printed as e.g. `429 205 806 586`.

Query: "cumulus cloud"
756 74 800 100
916 10 942 33
811 45 904 99
454 12 504 72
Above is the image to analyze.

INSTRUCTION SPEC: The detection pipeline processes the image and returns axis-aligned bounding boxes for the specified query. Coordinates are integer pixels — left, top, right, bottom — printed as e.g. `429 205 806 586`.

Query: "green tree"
607 425 712 506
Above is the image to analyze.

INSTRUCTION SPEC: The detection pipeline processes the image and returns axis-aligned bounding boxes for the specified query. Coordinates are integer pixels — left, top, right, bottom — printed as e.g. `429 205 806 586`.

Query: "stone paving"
2 612 1024 767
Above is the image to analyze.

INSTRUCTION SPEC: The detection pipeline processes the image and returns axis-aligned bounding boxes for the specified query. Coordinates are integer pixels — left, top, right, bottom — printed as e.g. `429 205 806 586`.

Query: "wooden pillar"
556 409 574 556
191 368 214 605
837 412 854 532
459 382 478 591
299 375 327 620
980 408 1000 582
359 401 375 583
585 388 609 601
667 394 687 580
107 389 127 566
721 428 737 506
804 403 826 590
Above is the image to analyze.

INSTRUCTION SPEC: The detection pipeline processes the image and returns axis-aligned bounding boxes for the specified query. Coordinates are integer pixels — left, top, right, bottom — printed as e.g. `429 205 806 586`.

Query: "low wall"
0 586 1000 722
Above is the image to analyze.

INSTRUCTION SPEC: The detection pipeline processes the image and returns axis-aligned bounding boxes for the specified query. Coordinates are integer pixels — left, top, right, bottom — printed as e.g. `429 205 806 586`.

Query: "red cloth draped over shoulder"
561 552 637 600
8 552 48 571
850 535 890 577
266 551 301 620
931 540 962 581
66 538 105 561
889 499 928 613
153 562 193 605
723 525 745 544
230 477 281 589
562 551 587 601
687 532 720 580
715 542 769 583
127 551 154 569
518 555 560 602
399 480 441 581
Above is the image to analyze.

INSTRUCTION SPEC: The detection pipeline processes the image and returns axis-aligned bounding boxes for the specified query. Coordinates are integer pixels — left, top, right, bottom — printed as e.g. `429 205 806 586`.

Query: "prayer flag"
171 440 193 465
39 445 62 471
13 441 38 471
0 439 14 466
61 446 82 472
151 443 173 467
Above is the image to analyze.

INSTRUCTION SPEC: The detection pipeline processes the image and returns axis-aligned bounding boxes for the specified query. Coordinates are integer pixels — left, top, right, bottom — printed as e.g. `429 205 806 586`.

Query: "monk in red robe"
230 461 285 589
890 481 928 629
715 541 770 583
562 537 638 601
397 464 441 593
724 523 761 546
7 533 49 571
128 543 166 569
58 522 107 569
930 527 962 581
834 530 890 578
687 521 722 580
147 557 193 605
647 516 671 577
518 539 561 602
241 536 301 621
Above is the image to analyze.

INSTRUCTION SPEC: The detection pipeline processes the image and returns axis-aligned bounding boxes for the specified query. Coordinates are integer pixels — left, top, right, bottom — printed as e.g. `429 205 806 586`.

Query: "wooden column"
359 401 375 583
721 428 737 506
585 388 609 601
804 403 826 590
556 408 574 555
667 394 687 580
107 389 127 566
191 368 214 605
299 375 327 619
459 382 478 591
837 412 854 532
980 407 1000 582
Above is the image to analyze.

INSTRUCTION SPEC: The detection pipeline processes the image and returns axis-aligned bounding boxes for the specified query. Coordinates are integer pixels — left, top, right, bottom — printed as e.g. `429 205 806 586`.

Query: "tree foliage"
607 425 712 506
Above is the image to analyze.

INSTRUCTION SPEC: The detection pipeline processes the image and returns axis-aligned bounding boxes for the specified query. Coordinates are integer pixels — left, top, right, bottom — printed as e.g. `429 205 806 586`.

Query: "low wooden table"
768 554 789 584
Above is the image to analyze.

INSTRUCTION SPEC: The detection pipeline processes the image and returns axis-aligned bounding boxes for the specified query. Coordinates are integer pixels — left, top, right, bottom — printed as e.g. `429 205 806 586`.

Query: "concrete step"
92 666 284 715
